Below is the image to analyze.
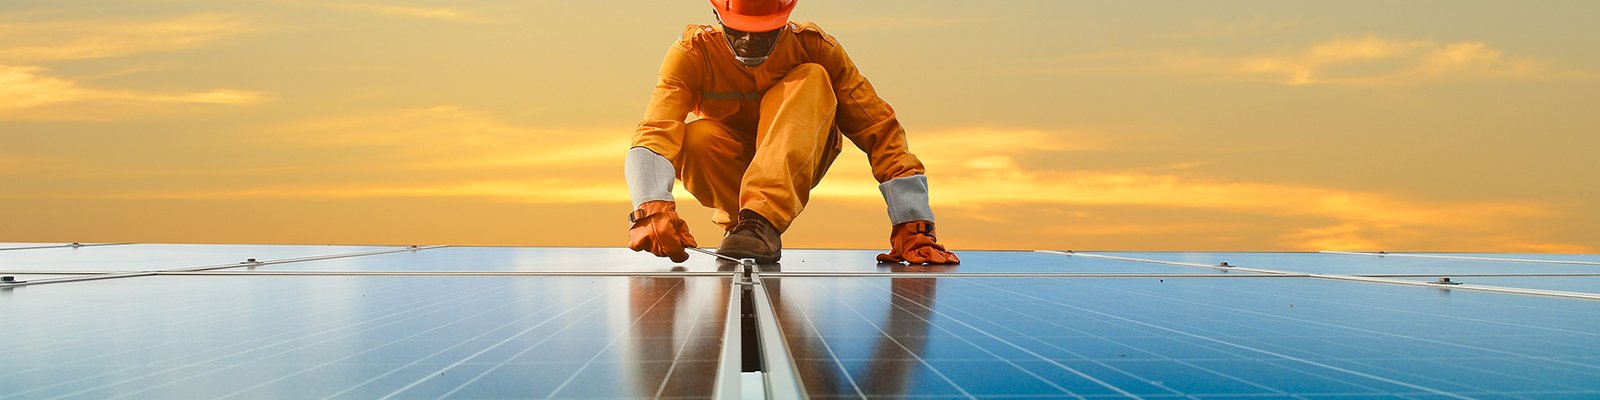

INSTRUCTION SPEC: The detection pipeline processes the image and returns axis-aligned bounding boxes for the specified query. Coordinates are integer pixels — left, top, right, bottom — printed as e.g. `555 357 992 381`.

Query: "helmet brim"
709 0 795 32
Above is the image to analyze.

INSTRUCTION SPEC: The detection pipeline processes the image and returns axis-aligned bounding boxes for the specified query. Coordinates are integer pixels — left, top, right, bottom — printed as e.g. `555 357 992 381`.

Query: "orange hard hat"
709 0 796 32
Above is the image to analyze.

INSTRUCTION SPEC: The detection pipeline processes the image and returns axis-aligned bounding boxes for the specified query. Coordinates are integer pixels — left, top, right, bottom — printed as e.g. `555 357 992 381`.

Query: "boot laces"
734 211 770 235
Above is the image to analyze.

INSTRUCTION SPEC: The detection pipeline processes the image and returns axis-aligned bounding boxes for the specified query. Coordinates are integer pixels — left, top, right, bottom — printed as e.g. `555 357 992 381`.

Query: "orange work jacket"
632 22 925 183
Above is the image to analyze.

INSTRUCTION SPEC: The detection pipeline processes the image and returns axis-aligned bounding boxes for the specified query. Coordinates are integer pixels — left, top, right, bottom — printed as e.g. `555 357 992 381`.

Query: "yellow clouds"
0 65 267 120
102 180 626 205
265 106 625 169
825 15 975 33
197 106 632 203
0 13 252 62
1237 36 1556 86
812 127 1576 252
0 13 264 120
1060 35 1586 86
325 3 489 23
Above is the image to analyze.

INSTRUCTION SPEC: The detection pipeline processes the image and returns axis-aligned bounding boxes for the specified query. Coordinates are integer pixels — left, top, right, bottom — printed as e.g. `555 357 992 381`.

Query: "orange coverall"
632 22 925 232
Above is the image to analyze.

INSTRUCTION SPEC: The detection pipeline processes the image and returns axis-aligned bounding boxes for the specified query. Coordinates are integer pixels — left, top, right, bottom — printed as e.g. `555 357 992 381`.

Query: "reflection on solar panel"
2 244 1597 399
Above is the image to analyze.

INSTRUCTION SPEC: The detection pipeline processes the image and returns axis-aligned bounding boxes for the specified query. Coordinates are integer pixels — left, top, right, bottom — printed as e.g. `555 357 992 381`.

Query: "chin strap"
625 147 676 209
734 55 769 66
879 174 935 225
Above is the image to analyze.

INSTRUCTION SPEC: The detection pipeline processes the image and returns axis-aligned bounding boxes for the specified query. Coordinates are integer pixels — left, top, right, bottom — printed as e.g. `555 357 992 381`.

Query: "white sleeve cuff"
625 147 676 209
879 175 934 225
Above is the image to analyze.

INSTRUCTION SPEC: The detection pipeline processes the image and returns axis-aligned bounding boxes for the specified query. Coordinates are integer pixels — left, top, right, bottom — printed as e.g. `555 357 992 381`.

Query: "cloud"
0 13 265 120
1049 35 1592 86
0 13 252 62
0 64 268 120
325 3 489 23
823 15 979 33
259 106 626 170
1236 36 1559 85
89 179 627 204
811 126 1574 251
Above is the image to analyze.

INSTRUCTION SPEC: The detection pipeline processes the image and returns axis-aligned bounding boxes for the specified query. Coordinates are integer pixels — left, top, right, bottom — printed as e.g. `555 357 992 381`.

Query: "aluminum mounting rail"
1038 250 1600 301
712 259 808 400
1321 250 1600 266
0 245 447 288
0 243 132 251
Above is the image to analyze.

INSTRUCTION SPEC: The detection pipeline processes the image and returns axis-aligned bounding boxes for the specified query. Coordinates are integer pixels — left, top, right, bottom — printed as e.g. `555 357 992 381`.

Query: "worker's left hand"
876 220 960 265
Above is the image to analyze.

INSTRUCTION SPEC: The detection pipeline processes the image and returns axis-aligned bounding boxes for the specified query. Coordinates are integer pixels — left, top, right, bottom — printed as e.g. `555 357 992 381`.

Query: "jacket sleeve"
631 26 706 162
805 29 926 183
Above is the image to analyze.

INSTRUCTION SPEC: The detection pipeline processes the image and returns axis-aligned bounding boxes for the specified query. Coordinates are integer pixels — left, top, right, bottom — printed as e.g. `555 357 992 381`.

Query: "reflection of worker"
627 277 725 396
626 0 960 265
774 277 939 394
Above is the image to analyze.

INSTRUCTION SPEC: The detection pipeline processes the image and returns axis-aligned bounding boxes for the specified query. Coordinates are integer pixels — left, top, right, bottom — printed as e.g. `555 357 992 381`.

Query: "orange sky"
2 2 1596 252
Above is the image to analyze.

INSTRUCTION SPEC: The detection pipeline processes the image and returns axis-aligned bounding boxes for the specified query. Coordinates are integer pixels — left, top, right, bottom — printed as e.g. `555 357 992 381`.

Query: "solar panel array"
2 243 1597 399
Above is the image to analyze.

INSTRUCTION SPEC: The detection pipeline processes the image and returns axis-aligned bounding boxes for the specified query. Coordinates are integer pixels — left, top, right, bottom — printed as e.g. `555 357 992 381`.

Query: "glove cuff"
630 200 676 222
879 174 934 225
625 147 676 209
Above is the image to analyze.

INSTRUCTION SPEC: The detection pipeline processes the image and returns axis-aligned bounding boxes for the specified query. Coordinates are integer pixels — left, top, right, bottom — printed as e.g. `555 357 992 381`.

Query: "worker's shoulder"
670 24 720 51
787 21 840 47
678 24 720 43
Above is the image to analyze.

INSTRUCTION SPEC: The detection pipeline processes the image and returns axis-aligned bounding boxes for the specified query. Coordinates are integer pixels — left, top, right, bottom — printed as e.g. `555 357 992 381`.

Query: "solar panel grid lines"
366 277 725 400
876 279 1304 398
1 274 428 359
649 278 725 399
768 276 1600 399
990 278 1447 399
5 244 1600 399
211 278 662 400
531 278 683 399
767 277 870 399
773 278 1136 398
1072 284 1600 372
44 277 541 400
1017 280 1600 395
0 277 497 399
836 278 1130 399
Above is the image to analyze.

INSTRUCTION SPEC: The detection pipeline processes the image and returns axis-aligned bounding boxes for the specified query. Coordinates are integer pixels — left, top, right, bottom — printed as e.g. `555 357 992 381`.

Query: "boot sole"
716 247 781 263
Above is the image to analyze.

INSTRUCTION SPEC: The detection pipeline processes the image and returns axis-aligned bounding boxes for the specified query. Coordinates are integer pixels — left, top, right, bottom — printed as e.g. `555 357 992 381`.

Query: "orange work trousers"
675 63 843 233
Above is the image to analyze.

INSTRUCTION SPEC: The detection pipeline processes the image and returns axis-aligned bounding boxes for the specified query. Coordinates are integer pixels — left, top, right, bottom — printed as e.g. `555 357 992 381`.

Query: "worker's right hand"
628 200 697 263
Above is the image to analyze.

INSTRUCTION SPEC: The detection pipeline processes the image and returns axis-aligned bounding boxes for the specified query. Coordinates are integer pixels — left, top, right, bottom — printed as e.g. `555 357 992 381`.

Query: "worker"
625 0 959 265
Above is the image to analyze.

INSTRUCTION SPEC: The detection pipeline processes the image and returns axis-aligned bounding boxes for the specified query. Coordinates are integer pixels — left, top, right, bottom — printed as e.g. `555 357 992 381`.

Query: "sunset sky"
2 1 1596 252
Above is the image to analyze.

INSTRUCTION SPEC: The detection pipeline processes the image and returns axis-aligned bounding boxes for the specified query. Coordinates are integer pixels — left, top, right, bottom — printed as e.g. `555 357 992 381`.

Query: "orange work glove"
628 200 697 263
876 220 960 265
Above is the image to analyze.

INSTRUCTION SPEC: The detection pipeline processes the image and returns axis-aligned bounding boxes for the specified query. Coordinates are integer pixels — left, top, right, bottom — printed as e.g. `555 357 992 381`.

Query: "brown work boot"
718 209 782 262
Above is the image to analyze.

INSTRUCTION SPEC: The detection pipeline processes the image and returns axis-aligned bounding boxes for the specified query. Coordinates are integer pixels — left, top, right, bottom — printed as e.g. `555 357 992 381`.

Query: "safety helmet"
708 0 796 32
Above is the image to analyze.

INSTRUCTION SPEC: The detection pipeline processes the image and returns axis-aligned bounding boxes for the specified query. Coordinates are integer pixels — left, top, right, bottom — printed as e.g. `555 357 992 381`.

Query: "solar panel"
2 243 1596 399
0 274 729 398
766 276 1600 398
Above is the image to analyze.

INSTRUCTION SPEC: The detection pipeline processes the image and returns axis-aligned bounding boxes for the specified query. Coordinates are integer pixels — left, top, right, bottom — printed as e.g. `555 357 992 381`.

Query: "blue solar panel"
2 244 1596 399
0 275 728 399
766 276 1600 398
